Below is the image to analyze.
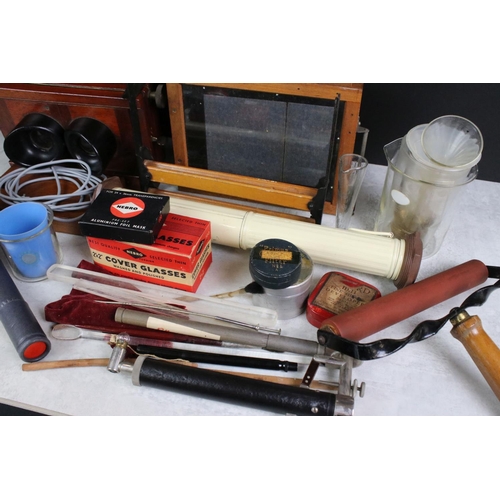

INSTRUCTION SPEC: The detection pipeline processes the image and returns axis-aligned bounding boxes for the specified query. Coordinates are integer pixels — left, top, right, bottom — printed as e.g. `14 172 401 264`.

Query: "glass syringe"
47 264 280 334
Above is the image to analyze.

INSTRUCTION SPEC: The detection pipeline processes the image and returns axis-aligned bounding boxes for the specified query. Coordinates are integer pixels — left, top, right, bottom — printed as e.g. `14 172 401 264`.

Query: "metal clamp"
301 352 366 399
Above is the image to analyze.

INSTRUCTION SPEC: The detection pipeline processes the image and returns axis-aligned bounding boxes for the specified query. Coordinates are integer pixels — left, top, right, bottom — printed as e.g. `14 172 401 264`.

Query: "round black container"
4 113 67 166
249 239 302 290
65 117 117 176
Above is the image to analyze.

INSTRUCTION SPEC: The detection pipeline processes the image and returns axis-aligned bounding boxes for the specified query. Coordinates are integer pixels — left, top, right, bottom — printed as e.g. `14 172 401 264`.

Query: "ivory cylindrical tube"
168 196 421 286
241 212 404 279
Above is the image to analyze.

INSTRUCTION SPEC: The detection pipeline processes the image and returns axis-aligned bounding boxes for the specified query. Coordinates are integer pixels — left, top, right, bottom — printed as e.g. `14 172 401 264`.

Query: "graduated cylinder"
167 196 422 287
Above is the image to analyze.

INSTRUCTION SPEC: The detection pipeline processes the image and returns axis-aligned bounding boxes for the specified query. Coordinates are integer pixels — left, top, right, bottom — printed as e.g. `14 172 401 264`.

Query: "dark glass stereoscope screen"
182 85 340 188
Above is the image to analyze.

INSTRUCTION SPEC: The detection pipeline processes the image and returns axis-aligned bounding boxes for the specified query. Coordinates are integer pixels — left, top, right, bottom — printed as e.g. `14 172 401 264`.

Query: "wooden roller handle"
451 314 500 401
22 358 109 371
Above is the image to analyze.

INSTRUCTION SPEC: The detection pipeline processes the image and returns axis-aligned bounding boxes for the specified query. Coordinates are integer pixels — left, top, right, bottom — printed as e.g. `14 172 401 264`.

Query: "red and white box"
85 213 212 292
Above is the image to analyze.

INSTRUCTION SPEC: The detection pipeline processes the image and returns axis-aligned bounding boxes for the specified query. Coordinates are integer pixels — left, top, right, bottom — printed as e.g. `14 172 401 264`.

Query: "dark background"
359 83 499 183
0 403 43 416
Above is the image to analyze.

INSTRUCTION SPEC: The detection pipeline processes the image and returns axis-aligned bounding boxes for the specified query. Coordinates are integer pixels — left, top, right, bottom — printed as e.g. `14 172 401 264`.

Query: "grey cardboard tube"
0 260 51 362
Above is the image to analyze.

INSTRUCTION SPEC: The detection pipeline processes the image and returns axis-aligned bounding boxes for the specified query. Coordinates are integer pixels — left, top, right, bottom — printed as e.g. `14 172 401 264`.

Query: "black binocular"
4 113 117 176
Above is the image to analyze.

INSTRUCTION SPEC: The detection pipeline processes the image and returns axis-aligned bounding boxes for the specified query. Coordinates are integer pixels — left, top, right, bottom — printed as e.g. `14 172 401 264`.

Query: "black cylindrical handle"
135 345 298 372
0 260 51 362
133 356 340 416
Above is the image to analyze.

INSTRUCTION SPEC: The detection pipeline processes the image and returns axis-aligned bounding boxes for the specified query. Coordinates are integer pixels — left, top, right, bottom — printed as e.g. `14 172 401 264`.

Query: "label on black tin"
257 248 301 264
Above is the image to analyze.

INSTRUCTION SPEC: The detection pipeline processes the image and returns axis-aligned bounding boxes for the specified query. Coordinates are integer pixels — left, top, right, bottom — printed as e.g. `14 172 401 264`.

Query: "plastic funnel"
421 115 483 169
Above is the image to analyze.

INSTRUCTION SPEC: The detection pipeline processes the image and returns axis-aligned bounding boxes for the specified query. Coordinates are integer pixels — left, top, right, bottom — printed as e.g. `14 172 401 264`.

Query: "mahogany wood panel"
193 83 363 103
0 83 161 178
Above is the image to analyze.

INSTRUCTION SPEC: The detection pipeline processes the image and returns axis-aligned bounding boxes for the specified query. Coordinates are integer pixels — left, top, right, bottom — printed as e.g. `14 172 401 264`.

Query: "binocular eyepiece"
4 113 117 176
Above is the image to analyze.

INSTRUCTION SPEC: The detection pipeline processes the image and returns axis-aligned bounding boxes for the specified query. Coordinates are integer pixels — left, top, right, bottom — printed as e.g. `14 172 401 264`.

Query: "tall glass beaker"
335 154 369 230
374 116 482 258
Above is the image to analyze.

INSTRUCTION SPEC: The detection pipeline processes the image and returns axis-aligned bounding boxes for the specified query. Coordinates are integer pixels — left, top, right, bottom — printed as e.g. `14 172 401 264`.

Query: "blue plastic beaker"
0 202 62 281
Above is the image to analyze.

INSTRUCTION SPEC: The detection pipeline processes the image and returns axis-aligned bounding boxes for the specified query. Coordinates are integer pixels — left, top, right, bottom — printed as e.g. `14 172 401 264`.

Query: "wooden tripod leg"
450 312 500 401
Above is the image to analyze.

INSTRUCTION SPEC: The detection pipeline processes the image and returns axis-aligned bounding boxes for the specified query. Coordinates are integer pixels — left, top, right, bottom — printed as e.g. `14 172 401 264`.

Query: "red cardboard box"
86 213 212 291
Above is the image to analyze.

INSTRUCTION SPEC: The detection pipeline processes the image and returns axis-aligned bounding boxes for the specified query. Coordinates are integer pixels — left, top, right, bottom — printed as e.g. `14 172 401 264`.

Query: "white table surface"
1 163 500 417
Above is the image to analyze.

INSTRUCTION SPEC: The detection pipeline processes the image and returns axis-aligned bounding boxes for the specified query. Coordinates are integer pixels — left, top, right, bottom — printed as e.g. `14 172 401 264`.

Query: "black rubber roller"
131 356 345 416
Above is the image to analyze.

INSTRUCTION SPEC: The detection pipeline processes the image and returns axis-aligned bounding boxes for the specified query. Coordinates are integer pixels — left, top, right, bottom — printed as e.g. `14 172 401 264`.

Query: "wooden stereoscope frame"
144 83 363 224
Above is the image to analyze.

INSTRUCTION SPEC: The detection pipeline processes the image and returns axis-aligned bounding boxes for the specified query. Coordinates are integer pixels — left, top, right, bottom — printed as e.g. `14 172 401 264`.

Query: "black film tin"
249 238 302 290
